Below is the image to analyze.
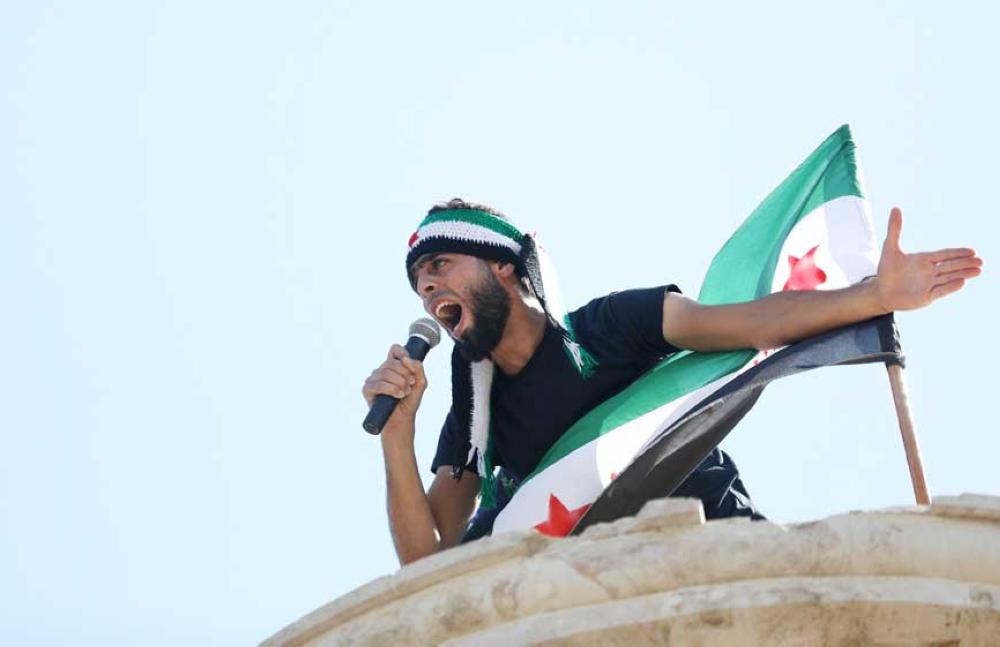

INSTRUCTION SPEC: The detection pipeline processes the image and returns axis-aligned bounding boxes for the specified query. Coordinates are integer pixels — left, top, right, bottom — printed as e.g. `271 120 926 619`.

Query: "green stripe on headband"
419 209 524 243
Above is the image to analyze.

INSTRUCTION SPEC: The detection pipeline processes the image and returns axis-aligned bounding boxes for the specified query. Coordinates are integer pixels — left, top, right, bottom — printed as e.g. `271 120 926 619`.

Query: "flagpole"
886 363 930 505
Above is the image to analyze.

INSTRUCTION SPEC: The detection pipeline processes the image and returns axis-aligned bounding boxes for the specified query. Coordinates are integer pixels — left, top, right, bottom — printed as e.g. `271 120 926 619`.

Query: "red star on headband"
783 245 827 291
408 231 419 248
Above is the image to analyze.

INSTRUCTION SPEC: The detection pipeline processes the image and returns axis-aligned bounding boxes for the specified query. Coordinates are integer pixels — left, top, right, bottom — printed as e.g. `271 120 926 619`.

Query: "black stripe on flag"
571 314 903 534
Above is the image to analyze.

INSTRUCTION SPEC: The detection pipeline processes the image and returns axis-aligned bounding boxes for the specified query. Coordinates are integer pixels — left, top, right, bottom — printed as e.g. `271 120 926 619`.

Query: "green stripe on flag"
699 124 865 305
521 125 864 481
525 347 749 480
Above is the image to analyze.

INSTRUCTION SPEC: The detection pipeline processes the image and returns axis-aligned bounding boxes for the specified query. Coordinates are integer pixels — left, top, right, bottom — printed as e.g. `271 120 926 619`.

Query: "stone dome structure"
262 494 1000 646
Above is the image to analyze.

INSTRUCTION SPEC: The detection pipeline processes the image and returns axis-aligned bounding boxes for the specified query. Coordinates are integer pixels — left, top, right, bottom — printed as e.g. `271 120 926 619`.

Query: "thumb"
885 207 903 251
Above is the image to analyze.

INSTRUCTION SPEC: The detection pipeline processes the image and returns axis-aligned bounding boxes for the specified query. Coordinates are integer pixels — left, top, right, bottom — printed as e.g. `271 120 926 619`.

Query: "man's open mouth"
434 301 463 333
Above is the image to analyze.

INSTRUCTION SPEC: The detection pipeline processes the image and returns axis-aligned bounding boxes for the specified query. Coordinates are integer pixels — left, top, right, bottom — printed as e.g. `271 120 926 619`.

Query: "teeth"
435 301 455 318
432 300 461 331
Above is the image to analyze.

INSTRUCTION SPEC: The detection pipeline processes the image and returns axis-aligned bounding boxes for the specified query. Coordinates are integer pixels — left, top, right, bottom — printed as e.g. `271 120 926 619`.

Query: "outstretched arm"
662 207 983 352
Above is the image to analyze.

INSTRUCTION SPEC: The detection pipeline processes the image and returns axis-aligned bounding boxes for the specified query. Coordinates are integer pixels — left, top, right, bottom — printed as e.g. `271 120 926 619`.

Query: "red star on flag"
783 245 827 291
533 494 591 537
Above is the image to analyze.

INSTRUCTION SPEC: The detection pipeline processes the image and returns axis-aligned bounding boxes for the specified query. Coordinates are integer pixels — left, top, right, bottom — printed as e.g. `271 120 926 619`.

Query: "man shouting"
363 199 981 565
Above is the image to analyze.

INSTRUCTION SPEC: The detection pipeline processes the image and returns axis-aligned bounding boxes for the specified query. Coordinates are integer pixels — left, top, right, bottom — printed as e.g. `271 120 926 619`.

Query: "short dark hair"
428 198 510 222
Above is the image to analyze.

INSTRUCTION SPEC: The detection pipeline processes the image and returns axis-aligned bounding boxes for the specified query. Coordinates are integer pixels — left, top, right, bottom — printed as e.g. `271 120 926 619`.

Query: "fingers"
935 255 983 281
886 207 903 251
400 355 427 387
926 255 981 303
937 267 982 282
934 255 982 271
363 368 412 401
363 378 409 403
382 345 420 382
929 278 966 301
364 345 426 404
387 344 409 361
927 247 978 264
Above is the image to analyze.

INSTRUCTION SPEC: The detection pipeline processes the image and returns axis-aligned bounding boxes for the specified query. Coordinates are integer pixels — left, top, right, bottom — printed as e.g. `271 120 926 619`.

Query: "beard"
455 268 511 362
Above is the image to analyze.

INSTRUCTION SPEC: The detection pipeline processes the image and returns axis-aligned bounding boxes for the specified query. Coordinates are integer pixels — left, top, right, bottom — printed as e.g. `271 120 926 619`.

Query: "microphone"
363 318 442 435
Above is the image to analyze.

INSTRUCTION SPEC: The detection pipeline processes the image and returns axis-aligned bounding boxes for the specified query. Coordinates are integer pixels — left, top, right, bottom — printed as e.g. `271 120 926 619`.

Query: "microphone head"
409 318 441 348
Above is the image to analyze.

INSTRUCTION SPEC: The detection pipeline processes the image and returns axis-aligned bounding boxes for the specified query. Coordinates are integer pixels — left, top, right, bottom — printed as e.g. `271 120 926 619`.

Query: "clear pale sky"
2 2 997 645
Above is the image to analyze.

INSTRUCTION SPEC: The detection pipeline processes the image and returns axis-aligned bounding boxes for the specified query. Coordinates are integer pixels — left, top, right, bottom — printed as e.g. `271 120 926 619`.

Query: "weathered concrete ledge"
443 577 1000 646
261 493 1000 646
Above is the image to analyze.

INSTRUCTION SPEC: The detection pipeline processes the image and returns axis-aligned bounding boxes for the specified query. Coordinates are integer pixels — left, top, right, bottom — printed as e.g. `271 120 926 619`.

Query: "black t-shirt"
431 285 681 478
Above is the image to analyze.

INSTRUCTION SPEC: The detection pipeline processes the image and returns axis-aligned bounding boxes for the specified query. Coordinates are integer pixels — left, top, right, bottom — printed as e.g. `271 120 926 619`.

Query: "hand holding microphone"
362 318 442 434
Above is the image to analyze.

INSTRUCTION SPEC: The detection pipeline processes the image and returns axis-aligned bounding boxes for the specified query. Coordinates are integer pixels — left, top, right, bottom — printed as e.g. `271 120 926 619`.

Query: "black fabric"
432 285 682 477
447 348 474 478
462 447 761 543
430 285 764 535
406 238 523 290
663 448 764 520
572 314 901 534
461 467 524 542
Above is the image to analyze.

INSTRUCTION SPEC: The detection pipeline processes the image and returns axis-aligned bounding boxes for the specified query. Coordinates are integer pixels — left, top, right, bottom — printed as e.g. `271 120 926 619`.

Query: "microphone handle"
362 336 432 435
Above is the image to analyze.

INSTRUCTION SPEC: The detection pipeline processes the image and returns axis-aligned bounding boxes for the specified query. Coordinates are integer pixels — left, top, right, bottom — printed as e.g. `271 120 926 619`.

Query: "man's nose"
416 270 436 297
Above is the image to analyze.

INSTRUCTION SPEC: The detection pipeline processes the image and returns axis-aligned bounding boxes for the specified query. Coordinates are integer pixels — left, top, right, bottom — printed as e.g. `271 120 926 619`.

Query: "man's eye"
432 259 447 270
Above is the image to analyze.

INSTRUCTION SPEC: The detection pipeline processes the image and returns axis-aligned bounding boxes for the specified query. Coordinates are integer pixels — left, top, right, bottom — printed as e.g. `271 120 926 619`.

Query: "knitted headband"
405 207 597 506
406 209 525 289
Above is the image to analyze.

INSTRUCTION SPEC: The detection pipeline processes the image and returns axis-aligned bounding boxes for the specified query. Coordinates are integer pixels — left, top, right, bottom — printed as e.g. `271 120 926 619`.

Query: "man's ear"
493 260 517 280
491 261 523 293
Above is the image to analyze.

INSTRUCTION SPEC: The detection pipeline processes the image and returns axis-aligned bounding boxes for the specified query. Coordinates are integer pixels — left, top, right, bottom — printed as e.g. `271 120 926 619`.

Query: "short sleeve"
568 285 682 366
430 409 478 475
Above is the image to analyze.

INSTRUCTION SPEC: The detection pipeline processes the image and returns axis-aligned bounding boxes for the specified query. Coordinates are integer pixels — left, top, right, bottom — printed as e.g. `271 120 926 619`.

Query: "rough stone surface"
579 496 705 540
261 494 1000 646
932 492 1000 522
443 577 1000 646
260 531 550 647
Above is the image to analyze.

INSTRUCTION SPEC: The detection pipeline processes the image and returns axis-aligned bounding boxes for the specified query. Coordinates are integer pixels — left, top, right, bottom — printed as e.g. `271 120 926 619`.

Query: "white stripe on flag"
492 194 878 535
770 195 877 292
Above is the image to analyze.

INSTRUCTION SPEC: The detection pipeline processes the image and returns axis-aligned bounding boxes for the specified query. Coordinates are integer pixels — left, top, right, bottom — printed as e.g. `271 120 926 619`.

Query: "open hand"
874 207 982 312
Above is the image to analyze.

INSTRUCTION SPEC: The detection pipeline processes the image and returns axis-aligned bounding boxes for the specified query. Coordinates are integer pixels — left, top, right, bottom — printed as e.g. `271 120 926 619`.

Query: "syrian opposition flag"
492 124 902 537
